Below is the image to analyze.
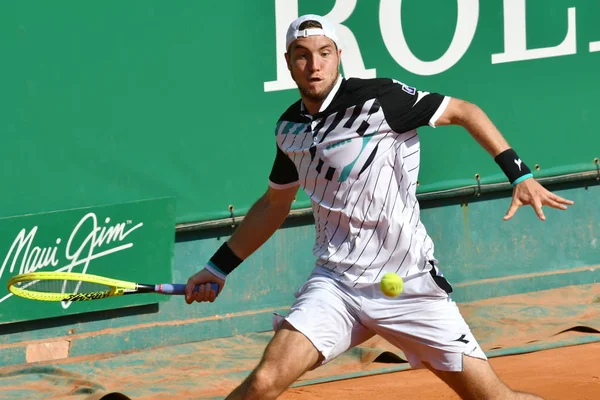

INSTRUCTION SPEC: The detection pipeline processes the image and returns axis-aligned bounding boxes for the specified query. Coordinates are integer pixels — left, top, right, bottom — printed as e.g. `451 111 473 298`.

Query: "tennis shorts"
272 266 487 372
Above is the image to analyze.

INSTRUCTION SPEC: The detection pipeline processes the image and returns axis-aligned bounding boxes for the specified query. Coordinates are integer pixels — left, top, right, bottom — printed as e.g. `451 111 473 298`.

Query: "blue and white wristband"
204 261 228 281
204 242 243 280
511 173 534 187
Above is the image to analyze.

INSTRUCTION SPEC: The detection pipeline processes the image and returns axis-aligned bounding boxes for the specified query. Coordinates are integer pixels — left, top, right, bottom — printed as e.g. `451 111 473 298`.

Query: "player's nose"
307 55 321 72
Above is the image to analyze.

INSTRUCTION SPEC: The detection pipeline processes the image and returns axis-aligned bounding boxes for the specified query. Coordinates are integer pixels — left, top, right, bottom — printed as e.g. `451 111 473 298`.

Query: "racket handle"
156 283 219 295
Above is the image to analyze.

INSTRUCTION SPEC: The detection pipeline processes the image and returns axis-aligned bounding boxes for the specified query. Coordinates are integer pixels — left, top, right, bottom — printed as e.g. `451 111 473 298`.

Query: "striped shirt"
269 76 450 287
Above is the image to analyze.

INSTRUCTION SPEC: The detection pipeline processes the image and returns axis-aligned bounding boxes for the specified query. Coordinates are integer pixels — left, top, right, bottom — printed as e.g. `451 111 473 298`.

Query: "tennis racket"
7 271 219 302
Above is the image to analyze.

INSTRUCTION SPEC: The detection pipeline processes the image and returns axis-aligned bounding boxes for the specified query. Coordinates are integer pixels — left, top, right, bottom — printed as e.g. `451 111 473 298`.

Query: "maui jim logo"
0 212 143 308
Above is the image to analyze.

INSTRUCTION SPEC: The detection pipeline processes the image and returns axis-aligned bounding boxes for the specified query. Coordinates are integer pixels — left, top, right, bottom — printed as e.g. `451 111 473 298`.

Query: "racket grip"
157 283 219 295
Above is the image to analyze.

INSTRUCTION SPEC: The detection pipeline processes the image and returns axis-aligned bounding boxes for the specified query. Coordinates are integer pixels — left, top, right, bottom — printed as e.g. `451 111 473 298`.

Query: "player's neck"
301 97 325 116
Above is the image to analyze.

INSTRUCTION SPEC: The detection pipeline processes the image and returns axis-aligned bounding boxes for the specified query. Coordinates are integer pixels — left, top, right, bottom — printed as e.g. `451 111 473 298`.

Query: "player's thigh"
273 274 372 366
424 355 513 400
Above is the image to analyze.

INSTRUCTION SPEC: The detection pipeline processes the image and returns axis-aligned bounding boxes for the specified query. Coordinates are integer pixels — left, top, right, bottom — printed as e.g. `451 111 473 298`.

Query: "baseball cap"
285 14 339 51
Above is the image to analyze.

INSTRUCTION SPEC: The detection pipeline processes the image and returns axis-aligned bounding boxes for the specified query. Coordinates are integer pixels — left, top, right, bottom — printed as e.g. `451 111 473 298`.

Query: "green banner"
0 198 175 324
1 1 598 224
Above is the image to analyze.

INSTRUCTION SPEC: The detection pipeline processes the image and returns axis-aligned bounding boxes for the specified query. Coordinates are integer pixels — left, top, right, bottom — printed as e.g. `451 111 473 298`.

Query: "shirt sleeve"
268 145 300 189
378 79 451 133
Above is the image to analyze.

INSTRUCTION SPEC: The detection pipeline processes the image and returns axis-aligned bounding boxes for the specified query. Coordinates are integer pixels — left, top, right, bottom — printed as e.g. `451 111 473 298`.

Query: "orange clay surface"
281 342 600 400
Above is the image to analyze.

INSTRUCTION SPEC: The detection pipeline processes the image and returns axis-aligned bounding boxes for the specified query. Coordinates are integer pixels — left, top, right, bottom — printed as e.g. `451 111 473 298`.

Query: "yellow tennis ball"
380 273 404 297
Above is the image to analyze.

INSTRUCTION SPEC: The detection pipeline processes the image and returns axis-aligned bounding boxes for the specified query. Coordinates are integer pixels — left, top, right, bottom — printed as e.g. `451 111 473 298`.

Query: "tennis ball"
380 273 404 297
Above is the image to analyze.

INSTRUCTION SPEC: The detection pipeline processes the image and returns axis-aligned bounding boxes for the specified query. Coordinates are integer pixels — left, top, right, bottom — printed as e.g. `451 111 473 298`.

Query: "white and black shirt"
269 76 451 287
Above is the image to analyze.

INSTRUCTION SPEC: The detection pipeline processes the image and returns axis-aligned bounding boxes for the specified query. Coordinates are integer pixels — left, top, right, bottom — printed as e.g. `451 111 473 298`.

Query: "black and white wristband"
494 148 533 186
204 242 243 280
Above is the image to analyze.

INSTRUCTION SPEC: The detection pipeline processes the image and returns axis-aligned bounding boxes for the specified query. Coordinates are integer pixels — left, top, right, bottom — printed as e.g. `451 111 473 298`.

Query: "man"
185 14 573 400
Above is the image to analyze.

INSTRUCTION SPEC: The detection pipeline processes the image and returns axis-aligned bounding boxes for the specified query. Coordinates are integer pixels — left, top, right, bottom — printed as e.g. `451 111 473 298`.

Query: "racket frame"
10 272 149 302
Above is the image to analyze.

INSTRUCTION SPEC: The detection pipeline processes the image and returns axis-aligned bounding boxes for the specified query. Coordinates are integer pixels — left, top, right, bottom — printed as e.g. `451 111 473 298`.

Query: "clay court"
283 343 600 400
1 284 598 399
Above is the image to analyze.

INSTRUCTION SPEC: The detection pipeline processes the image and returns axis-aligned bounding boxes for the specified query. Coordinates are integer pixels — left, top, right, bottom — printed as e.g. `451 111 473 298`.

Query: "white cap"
285 14 339 51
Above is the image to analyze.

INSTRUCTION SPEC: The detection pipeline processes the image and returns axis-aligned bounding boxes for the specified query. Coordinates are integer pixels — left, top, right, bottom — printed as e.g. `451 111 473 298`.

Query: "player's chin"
301 84 328 101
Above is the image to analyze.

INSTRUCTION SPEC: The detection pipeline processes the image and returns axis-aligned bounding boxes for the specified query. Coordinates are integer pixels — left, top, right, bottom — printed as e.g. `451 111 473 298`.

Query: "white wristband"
204 263 227 281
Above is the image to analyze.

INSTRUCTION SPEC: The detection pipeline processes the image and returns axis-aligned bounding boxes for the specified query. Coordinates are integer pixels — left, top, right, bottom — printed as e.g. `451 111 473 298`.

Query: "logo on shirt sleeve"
391 79 417 95
401 84 416 95
414 91 430 107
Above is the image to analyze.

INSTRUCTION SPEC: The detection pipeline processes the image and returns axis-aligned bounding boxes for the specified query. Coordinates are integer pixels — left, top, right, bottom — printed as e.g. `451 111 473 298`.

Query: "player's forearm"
447 99 511 157
437 98 534 186
202 193 291 280
226 193 291 260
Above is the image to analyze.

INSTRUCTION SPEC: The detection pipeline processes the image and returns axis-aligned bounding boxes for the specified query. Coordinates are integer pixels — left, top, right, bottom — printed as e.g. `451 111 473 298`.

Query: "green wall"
2 1 598 224
1 183 598 366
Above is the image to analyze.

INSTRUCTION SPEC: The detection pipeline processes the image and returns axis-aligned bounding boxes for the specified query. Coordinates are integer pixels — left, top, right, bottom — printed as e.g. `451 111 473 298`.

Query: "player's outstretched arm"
185 184 299 303
435 98 574 221
228 184 299 260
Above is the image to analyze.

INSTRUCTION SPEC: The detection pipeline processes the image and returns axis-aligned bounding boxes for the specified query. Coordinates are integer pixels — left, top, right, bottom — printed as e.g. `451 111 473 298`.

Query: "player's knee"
246 366 284 398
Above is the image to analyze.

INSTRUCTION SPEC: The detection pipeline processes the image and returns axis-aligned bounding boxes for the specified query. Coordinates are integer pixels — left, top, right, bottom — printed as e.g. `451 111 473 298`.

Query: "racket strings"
14 279 114 294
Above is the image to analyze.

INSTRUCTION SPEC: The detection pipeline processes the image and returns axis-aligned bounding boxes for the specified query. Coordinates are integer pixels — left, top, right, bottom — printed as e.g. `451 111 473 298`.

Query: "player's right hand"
185 268 225 304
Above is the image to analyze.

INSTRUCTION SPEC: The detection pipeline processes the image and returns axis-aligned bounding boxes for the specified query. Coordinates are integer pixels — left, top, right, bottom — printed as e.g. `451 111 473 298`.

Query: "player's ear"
285 52 291 71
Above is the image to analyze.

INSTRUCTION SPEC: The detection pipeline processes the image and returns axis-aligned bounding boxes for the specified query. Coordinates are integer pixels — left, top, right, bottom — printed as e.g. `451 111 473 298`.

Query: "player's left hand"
504 178 574 221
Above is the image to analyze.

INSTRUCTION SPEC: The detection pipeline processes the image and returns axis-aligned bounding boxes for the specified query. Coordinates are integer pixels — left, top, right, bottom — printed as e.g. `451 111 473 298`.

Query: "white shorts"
273 266 487 372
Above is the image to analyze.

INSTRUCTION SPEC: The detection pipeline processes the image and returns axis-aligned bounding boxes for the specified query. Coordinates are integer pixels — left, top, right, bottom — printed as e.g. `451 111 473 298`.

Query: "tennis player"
186 14 573 400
